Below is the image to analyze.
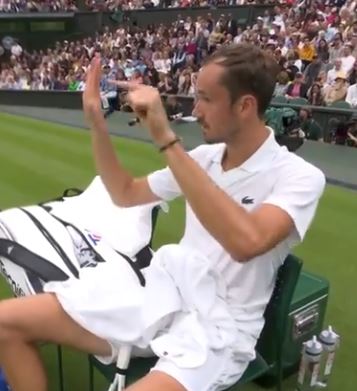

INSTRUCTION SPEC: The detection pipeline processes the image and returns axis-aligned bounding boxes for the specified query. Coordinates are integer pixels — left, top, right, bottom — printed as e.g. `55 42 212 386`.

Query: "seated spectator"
340 43 356 73
303 55 324 90
286 72 308 99
298 37 316 70
177 71 192 95
347 60 357 84
345 81 357 107
316 38 330 63
307 83 325 106
100 63 118 118
153 51 171 74
328 34 344 64
327 59 343 85
67 75 80 91
274 71 290 96
164 94 183 119
299 108 324 141
283 55 300 81
157 73 176 94
325 72 349 105
315 71 330 96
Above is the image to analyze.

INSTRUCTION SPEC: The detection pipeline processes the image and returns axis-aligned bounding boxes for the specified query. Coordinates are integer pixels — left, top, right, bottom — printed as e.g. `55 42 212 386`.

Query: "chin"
203 134 224 144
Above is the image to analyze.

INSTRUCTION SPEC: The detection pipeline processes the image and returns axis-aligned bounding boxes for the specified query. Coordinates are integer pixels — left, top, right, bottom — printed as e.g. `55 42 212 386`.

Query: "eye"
196 95 210 103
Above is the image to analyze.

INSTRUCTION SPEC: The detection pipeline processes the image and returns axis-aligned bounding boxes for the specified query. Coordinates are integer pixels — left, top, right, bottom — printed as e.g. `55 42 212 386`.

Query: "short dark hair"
204 44 279 117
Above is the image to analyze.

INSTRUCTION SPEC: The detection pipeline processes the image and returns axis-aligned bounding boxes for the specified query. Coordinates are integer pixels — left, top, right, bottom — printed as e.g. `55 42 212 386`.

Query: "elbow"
111 195 131 208
108 179 135 208
227 232 263 262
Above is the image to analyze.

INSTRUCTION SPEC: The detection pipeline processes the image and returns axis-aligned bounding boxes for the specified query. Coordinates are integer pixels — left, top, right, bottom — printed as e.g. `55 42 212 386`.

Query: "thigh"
0 293 111 357
150 348 248 391
125 370 187 391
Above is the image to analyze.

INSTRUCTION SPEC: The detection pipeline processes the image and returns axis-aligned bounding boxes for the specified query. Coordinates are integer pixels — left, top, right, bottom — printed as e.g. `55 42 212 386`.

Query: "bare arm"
83 57 159 207
118 80 301 261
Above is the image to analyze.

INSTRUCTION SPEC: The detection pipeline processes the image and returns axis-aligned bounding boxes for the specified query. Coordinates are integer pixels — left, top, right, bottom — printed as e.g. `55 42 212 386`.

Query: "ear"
234 94 257 117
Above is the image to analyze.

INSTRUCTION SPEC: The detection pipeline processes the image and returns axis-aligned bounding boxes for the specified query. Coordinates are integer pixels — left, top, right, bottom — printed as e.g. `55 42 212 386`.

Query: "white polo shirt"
148 129 325 339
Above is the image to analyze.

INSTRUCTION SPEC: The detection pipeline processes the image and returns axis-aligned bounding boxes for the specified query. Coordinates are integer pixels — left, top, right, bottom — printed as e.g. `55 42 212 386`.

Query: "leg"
125 371 187 391
0 293 111 391
127 347 248 391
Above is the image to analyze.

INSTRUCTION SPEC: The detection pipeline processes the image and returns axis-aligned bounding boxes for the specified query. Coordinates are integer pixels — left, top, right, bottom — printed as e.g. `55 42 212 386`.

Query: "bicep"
250 204 296 255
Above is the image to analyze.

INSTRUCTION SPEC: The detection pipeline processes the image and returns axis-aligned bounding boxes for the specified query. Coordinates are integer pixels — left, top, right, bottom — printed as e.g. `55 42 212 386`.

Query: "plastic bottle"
296 336 323 391
318 326 340 388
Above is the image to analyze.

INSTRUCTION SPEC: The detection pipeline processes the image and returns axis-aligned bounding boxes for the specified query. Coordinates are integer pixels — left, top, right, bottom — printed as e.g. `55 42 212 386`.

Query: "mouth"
199 121 208 131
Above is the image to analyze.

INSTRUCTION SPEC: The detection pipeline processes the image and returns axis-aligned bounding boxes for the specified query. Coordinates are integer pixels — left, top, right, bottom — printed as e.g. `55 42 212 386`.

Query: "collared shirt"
147 129 325 339
100 71 117 93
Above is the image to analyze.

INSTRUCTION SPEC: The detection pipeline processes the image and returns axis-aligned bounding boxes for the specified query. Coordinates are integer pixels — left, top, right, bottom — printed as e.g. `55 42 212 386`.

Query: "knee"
0 299 25 343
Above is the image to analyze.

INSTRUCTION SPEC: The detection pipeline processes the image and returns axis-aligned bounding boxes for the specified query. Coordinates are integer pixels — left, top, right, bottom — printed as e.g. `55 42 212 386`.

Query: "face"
343 46 351 56
192 63 258 144
299 109 308 120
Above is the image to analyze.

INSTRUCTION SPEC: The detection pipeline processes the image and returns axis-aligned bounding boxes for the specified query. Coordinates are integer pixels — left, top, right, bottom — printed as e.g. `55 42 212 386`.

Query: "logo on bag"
86 231 101 246
0 259 25 297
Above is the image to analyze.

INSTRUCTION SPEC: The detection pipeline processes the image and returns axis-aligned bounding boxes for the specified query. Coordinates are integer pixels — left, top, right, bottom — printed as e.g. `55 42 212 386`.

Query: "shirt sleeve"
147 145 212 202
262 162 326 241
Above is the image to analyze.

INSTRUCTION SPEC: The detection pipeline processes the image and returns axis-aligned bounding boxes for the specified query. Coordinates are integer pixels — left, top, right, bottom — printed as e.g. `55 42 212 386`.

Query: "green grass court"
0 111 356 390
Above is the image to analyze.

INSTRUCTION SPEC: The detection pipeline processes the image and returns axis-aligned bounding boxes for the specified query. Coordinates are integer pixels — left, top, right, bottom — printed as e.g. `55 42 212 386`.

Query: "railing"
0 89 354 143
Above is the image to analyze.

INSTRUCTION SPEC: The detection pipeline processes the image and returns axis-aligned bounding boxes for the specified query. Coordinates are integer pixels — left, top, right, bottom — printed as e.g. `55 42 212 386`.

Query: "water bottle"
318 325 340 388
296 335 323 391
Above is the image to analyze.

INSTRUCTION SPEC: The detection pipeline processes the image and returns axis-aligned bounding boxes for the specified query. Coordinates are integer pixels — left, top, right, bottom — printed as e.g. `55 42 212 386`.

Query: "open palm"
82 56 102 125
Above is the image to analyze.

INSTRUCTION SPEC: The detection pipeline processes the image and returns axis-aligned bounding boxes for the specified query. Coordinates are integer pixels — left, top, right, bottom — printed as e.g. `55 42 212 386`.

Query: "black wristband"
158 137 182 153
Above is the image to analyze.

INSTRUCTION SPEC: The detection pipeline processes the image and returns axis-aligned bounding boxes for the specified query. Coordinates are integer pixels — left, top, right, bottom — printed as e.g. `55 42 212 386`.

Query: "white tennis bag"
0 176 164 390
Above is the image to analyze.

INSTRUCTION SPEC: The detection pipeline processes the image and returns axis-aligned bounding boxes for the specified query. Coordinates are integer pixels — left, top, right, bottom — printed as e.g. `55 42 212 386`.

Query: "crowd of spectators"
0 0 78 12
0 0 282 13
0 0 356 143
85 0 279 11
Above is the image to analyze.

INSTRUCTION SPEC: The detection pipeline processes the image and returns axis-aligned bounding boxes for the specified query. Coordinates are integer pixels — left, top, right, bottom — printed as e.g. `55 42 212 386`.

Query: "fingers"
85 55 101 95
92 55 101 88
113 80 141 91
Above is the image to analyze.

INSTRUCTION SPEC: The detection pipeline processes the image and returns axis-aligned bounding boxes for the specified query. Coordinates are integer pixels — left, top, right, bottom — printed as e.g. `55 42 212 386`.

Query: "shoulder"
274 148 326 190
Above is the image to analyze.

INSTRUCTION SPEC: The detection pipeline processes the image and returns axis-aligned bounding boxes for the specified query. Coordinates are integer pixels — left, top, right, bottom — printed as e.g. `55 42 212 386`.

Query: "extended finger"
126 91 147 118
84 58 94 94
113 80 141 91
92 55 101 89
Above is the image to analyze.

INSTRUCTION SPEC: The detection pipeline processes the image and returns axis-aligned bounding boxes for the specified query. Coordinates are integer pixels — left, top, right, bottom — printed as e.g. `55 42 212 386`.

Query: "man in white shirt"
0 44 325 391
340 44 356 74
327 59 343 85
346 82 357 107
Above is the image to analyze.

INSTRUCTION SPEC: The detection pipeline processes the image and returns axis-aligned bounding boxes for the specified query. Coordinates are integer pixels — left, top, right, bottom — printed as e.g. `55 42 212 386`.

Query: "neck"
222 120 270 171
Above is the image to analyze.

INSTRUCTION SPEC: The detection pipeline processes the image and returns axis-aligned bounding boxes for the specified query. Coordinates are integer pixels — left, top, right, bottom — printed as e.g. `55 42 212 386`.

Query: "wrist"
158 136 182 153
154 129 177 147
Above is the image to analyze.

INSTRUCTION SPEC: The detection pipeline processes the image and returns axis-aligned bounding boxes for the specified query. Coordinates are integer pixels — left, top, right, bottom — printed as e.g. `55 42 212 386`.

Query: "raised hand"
82 55 103 127
112 80 176 146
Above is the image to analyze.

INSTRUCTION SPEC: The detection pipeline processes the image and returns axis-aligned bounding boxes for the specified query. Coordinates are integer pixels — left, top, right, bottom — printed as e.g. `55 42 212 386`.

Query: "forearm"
90 111 134 206
163 142 259 260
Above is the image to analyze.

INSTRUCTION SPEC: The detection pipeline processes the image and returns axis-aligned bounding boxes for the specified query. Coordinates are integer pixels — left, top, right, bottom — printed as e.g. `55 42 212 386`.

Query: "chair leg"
276 358 283 391
57 345 64 391
88 355 94 391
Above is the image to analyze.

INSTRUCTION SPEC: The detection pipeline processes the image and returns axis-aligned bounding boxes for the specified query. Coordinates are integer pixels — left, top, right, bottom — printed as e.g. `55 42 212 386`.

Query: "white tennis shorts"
45 243 254 391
